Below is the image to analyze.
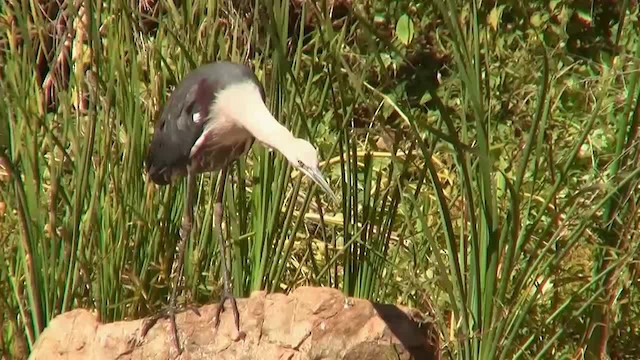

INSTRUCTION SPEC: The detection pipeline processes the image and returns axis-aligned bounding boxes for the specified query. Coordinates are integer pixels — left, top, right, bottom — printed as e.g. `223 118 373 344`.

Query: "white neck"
215 81 296 158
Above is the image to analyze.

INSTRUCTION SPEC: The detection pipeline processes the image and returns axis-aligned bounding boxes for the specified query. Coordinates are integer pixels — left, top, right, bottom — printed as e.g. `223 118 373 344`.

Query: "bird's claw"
213 291 244 340
139 303 201 353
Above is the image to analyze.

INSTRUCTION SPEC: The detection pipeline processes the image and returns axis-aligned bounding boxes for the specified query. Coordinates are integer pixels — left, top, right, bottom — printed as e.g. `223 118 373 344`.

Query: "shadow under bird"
142 61 337 352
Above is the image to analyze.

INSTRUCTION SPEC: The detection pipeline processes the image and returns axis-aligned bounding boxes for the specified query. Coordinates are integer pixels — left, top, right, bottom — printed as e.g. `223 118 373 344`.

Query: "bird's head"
285 138 338 203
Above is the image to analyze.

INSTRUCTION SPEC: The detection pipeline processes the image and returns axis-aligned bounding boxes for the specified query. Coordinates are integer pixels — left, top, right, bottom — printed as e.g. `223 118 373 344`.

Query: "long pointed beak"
304 166 338 203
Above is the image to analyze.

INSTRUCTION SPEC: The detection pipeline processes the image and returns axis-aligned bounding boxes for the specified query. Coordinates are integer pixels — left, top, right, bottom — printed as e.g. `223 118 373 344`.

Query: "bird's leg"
140 169 199 353
167 169 197 351
212 167 241 336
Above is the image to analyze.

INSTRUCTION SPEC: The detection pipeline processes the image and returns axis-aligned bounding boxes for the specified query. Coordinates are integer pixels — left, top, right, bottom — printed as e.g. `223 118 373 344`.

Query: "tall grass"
371 1 639 358
1 0 639 359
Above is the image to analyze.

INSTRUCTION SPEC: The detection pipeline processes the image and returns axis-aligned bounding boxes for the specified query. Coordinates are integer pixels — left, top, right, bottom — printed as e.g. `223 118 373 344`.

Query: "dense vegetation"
1 0 639 358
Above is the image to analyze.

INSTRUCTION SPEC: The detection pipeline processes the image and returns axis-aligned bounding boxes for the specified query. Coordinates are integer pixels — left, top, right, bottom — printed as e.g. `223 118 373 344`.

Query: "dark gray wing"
145 74 213 184
145 61 265 185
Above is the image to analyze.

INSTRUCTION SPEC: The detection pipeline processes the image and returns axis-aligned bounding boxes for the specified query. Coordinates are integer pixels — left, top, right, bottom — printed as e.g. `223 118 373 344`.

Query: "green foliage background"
1 0 639 359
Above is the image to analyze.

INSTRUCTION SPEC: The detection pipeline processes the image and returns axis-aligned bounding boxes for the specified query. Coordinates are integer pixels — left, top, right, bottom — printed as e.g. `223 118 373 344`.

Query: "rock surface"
29 286 438 360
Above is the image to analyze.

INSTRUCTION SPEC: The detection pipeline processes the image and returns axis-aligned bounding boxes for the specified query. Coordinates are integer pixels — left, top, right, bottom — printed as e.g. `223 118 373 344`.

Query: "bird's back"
145 61 265 185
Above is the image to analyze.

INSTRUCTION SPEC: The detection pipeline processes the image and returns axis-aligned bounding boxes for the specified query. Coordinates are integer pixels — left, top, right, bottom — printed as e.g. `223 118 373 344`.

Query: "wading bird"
142 61 337 353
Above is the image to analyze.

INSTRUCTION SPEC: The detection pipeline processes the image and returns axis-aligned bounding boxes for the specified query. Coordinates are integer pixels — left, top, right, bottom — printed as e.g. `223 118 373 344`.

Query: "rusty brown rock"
29 286 438 360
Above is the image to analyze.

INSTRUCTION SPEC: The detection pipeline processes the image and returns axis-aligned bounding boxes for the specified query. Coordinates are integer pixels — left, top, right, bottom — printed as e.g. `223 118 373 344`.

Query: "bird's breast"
188 114 254 173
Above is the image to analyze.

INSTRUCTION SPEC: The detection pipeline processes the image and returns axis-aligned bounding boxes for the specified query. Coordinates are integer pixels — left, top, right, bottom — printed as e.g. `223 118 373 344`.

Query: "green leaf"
396 14 414 46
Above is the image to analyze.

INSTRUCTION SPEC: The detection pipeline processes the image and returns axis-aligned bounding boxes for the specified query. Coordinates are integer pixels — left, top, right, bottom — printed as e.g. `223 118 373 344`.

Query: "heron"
141 61 337 352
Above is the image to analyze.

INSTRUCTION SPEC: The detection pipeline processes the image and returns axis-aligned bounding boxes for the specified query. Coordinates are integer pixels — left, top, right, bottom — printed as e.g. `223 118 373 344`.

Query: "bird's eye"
298 160 305 168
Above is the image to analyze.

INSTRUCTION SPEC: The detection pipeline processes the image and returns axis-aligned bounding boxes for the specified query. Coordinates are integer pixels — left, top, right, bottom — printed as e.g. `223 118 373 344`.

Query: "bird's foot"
213 291 245 340
138 303 201 354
